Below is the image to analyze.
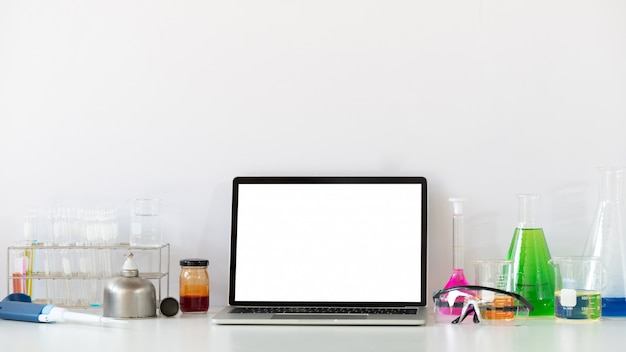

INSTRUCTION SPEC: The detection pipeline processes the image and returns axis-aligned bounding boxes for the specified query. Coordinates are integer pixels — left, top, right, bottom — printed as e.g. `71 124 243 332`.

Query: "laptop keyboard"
231 307 418 315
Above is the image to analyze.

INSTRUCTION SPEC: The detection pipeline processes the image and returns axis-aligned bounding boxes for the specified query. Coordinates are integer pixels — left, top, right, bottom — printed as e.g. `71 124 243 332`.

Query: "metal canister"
103 253 157 318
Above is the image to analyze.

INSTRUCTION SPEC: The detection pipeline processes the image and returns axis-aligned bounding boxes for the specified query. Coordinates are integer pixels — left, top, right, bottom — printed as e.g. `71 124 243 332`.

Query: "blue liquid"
602 297 626 317
555 291 601 320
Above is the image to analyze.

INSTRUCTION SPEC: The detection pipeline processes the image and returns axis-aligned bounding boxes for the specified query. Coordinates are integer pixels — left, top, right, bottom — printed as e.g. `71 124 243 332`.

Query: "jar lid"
180 258 209 266
160 297 180 317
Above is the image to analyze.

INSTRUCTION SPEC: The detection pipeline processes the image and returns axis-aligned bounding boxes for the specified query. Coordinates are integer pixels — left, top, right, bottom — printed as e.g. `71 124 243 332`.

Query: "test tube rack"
6 242 170 309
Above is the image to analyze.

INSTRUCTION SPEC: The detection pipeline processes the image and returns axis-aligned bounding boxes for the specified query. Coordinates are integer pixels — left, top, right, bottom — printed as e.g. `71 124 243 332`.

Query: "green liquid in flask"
506 227 555 316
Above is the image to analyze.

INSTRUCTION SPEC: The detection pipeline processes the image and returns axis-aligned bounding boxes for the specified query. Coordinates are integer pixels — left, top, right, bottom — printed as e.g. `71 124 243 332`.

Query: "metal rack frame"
7 242 170 308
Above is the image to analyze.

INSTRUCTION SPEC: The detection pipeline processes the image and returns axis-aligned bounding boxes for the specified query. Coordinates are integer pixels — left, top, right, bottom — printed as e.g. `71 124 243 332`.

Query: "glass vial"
583 167 626 317
179 258 210 313
506 194 555 316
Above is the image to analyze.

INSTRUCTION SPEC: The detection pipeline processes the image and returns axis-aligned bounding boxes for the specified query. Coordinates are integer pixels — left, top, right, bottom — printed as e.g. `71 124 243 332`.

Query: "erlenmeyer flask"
506 194 555 316
583 166 626 317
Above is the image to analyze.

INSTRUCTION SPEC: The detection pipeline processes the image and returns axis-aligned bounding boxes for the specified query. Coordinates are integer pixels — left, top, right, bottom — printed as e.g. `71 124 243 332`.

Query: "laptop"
212 176 428 325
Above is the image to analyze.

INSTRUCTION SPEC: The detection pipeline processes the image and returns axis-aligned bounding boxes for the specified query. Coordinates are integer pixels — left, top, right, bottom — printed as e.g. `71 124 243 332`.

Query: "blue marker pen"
0 293 123 324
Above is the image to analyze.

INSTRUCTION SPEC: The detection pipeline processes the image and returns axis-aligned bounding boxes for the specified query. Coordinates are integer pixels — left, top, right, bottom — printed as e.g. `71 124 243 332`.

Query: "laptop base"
212 307 427 326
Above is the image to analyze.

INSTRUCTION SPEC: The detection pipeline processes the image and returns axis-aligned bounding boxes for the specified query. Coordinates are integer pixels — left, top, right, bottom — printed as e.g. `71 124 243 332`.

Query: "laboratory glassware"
441 198 470 315
7 242 170 309
473 259 515 321
506 194 555 316
179 258 210 313
433 285 533 325
583 166 626 317
23 207 38 297
130 199 163 247
549 256 602 320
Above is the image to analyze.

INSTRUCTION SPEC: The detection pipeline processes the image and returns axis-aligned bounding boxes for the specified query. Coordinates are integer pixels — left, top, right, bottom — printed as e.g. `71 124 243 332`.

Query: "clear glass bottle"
179 258 210 313
583 167 626 317
506 194 555 316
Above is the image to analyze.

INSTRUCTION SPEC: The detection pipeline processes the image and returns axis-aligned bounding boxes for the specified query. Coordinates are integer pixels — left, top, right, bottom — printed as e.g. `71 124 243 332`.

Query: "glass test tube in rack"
6 243 170 308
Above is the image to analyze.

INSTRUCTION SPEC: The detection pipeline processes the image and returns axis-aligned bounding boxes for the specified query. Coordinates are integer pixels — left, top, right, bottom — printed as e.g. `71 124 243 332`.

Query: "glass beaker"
474 259 515 321
549 256 602 320
130 199 163 247
506 194 555 316
582 166 626 317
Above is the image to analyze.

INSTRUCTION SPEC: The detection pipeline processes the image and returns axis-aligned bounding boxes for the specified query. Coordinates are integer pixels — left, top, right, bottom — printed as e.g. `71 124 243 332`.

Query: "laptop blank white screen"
232 180 424 304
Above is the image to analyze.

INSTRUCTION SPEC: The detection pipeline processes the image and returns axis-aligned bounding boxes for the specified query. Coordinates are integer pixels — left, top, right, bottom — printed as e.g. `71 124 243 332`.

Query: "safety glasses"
432 285 533 325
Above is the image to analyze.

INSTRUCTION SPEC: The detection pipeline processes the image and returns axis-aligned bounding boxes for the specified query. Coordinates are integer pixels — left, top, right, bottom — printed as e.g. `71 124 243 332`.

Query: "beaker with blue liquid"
549 256 602 320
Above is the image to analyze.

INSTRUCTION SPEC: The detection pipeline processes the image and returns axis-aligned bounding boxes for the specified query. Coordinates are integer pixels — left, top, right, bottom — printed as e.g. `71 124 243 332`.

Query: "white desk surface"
1 309 621 351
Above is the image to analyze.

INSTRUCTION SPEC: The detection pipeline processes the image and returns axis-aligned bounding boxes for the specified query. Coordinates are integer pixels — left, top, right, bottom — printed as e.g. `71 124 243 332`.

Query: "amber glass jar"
179 258 209 313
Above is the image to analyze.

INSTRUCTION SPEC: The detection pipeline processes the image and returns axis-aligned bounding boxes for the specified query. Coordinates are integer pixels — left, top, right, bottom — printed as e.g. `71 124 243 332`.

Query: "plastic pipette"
0 293 124 325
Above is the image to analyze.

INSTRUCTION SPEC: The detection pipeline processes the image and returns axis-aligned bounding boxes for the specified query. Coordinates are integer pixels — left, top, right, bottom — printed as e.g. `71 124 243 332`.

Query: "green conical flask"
506 194 555 316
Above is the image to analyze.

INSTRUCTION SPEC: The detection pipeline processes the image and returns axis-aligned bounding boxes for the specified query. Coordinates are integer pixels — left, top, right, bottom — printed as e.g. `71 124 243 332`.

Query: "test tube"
12 254 27 294
24 206 38 297
42 243 52 304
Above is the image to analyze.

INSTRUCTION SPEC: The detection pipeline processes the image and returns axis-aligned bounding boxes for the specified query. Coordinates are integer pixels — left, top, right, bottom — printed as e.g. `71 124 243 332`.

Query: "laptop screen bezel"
228 176 428 307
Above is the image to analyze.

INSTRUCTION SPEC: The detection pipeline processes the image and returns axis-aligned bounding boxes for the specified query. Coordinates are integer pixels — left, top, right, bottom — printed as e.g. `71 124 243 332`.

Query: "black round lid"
179 258 209 266
160 297 179 317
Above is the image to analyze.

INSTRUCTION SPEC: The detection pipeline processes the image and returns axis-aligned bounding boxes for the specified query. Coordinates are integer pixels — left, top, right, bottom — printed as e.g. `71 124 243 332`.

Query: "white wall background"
1 0 625 307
